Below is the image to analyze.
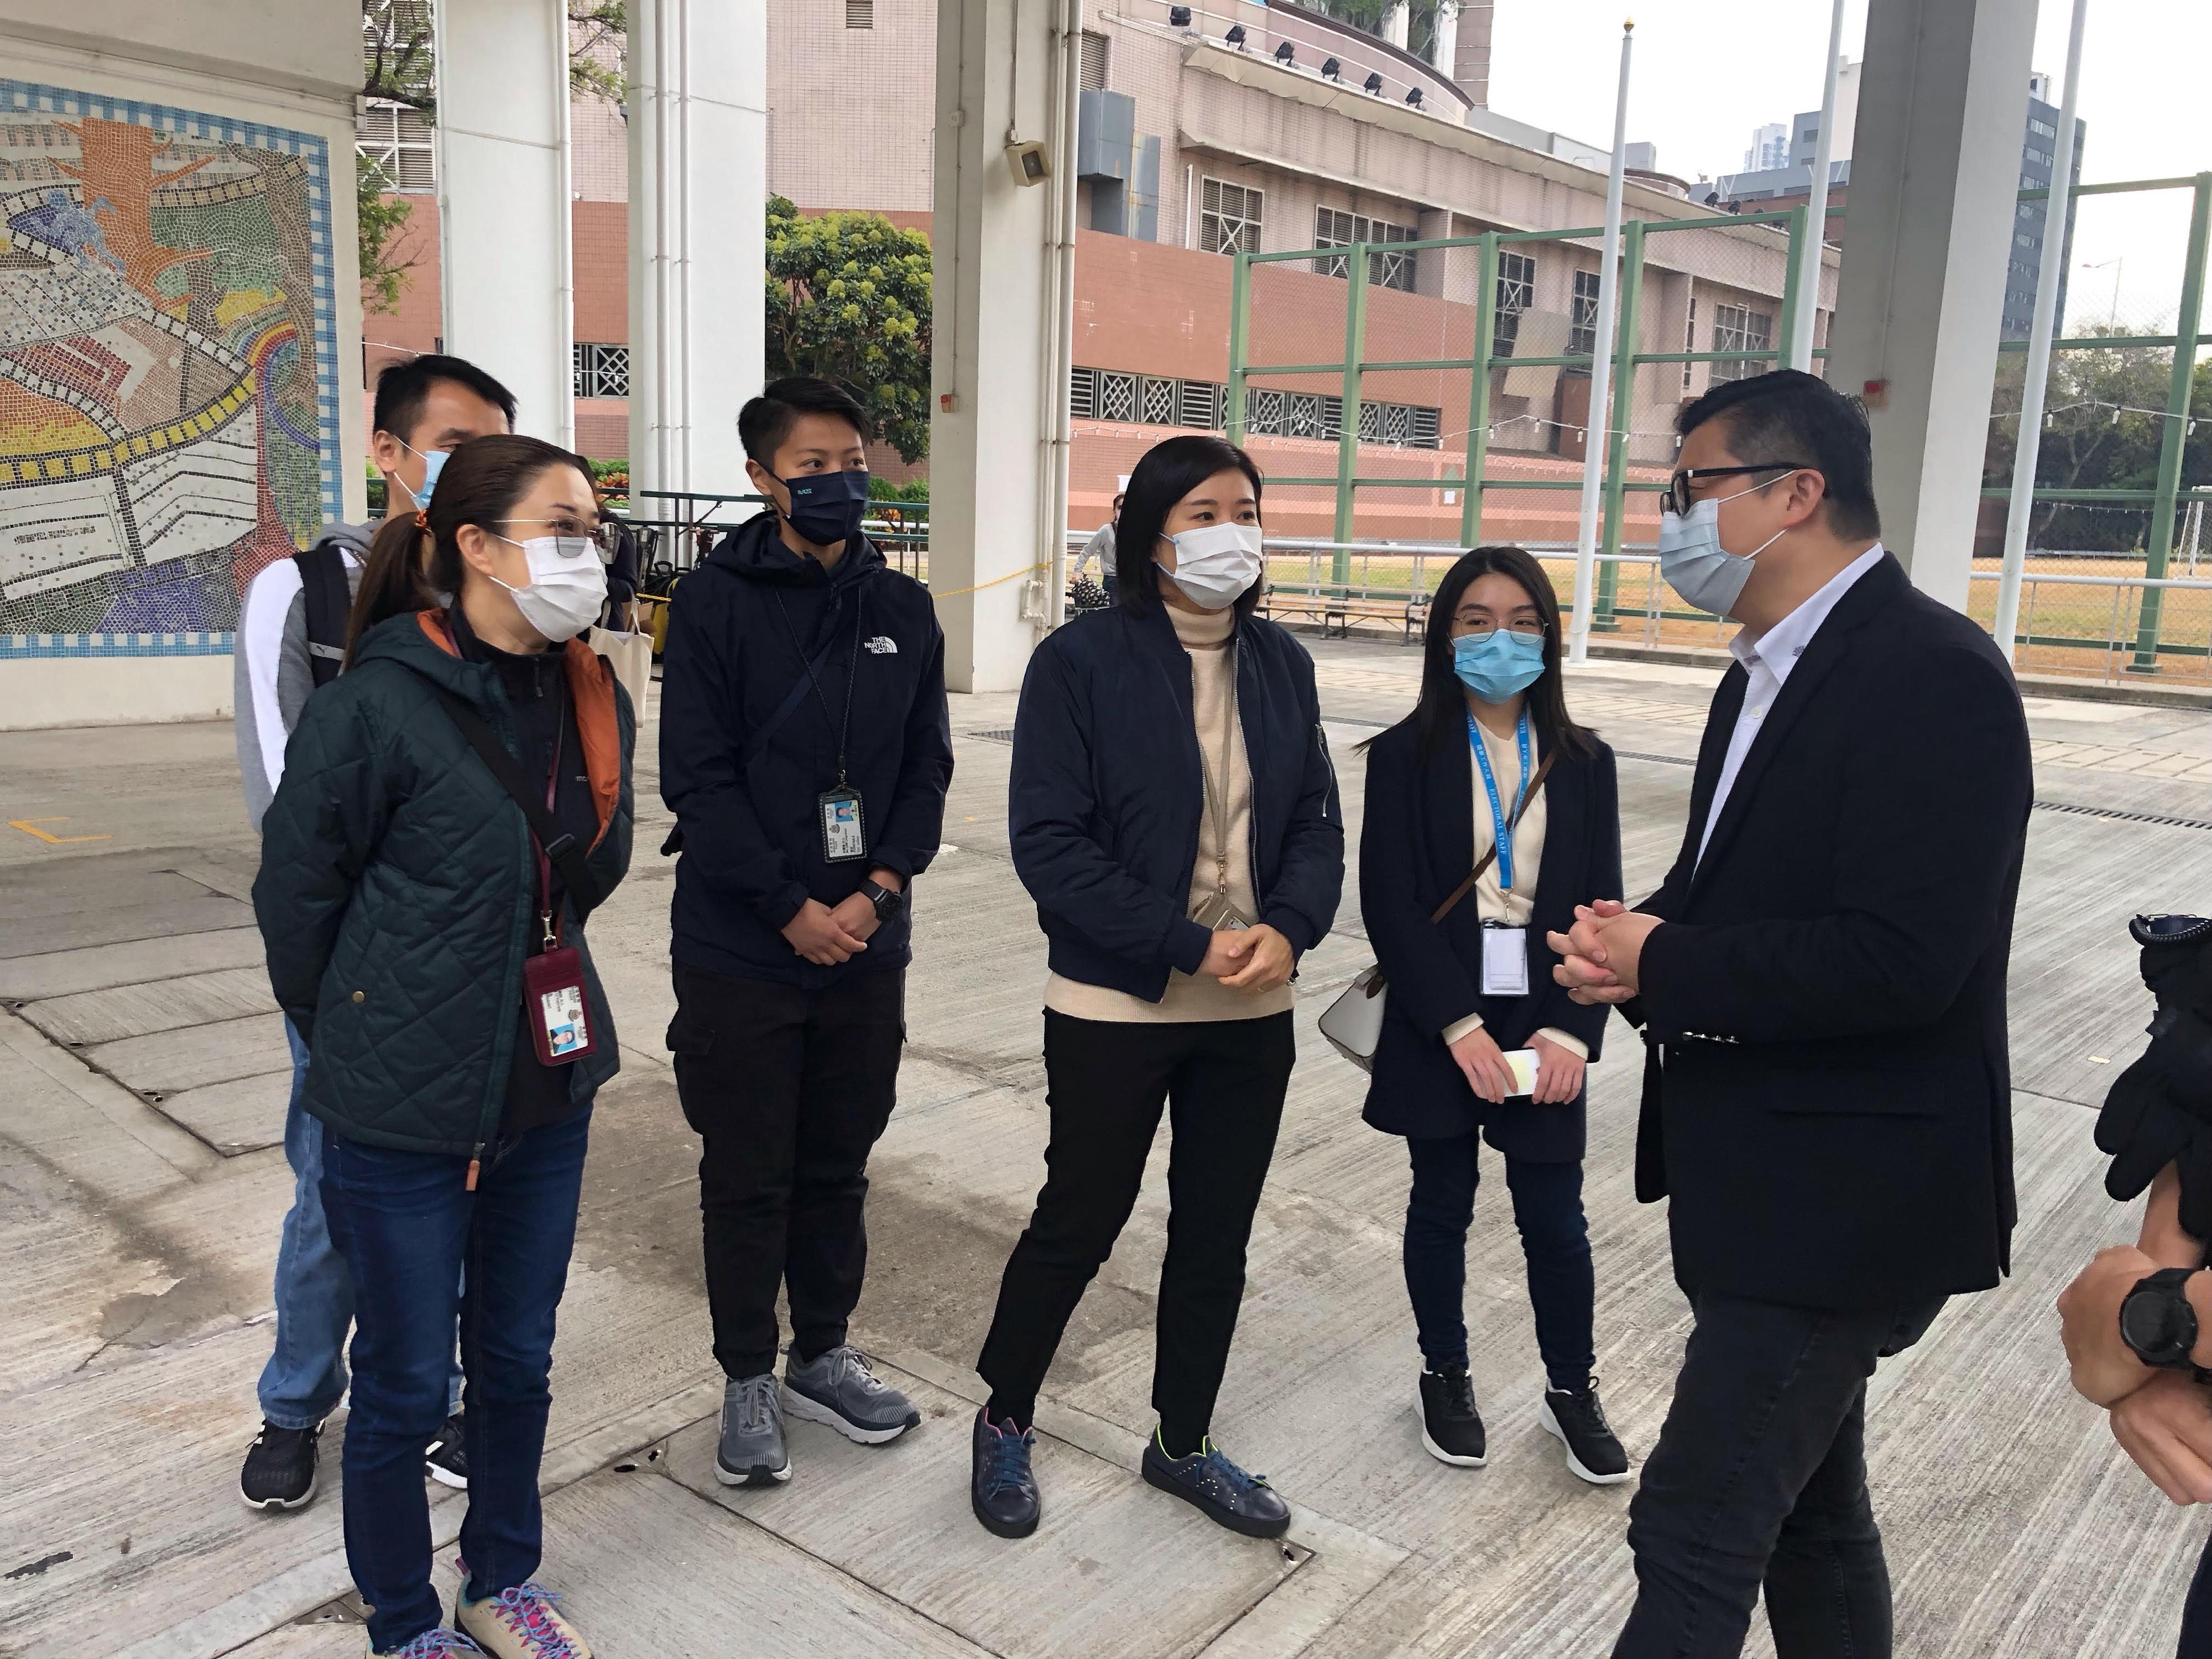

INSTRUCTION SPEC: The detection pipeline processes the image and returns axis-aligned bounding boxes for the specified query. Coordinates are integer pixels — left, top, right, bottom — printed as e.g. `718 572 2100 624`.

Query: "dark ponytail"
344 433 593 661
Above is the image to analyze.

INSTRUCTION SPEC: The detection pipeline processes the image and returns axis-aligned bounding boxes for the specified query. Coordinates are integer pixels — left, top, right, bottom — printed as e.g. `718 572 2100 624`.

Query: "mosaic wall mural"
0 79 340 658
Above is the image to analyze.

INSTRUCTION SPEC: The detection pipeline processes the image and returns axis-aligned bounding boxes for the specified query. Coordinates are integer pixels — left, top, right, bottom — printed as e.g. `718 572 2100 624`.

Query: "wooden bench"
1258 583 1429 643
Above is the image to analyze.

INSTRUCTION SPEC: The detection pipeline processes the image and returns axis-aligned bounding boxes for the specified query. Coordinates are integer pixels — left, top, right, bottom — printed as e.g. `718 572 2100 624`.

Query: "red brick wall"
572 200 630 345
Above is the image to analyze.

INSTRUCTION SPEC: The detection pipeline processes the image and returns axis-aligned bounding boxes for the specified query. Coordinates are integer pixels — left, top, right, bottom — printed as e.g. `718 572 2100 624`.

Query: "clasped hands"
1199 924 1295 994
1547 898 1661 1004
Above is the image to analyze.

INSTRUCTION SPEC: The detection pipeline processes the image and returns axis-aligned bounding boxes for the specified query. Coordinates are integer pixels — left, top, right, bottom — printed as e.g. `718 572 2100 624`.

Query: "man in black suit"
1551 370 2033 1659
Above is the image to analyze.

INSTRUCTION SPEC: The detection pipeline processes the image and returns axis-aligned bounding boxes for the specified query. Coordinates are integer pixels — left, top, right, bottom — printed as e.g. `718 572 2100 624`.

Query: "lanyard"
774 586 867 787
1467 709 1531 895
533 675 568 951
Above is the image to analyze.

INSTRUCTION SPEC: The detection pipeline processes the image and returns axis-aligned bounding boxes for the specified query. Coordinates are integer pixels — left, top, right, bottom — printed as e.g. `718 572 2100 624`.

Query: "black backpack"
293 540 352 688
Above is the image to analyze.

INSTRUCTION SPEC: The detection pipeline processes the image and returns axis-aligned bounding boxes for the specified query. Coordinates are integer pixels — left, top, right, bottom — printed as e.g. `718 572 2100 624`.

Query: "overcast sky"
1486 0 2210 331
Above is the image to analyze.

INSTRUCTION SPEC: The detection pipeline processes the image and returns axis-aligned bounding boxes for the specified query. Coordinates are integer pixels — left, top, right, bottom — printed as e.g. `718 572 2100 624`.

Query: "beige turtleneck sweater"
1045 603 1296 1023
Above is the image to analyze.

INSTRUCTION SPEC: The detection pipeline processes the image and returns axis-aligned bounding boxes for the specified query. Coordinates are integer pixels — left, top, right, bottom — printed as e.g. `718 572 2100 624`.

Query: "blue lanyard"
1468 710 1532 894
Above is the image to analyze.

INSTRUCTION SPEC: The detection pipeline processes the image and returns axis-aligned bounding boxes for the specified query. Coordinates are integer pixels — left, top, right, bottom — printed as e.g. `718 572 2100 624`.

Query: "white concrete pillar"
1383 3 1410 52
932 0 1077 693
1825 0 2039 609
435 0 573 448
628 0 766 498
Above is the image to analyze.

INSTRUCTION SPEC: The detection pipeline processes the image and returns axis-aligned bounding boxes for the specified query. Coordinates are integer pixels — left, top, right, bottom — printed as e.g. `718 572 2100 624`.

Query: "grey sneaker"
714 1373 790 1487
782 1346 921 1446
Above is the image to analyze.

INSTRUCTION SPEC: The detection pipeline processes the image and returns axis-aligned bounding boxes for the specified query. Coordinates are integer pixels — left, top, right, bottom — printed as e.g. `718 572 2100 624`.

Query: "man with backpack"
233 353 515 1512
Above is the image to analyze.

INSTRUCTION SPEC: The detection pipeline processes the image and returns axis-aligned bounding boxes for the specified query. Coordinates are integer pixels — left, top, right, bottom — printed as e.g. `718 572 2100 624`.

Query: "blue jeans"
1402 1134 1595 1393
258 1020 462 1427
321 1108 591 1653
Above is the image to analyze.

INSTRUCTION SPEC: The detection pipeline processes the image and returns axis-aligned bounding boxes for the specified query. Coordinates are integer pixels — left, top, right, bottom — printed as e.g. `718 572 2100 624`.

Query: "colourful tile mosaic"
0 79 338 656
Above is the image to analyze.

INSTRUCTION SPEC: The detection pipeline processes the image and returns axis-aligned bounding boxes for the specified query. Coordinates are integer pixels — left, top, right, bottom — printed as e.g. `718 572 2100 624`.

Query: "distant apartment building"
1713 62 2080 342
360 0 1838 543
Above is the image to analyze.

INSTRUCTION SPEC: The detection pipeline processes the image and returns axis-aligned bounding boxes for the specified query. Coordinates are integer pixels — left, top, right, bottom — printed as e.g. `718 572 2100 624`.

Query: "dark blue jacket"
659 514 953 987
1009 602 1344 999
1358 716 1619 1156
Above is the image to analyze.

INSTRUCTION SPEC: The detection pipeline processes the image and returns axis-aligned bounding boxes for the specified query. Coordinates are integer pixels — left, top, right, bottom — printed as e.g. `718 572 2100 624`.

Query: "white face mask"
492 534 607 642
1156 520 1264 611
1656 477 1793 619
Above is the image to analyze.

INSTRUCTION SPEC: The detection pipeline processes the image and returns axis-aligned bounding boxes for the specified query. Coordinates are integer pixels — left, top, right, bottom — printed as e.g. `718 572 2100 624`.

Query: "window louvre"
1079 31 1109 91
355 98 436 192
1068 366 1098 420
1710 302 1774 383
1200 178 1263 257
1177 379 1223 430
572 343 630 400
1312 207 1417 291
1098 371 1138 422
1569 269 1603 358
1493 251 1535 359
846 0 874 27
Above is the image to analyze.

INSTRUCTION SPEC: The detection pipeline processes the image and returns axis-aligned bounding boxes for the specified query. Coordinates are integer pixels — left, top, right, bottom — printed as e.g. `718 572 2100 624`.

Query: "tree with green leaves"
1983 333 2212 551
764 196 935 463
357 156 418 315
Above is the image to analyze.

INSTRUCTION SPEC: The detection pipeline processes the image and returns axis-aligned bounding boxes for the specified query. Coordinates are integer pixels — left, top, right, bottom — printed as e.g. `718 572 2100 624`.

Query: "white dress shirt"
1696 544 1886 867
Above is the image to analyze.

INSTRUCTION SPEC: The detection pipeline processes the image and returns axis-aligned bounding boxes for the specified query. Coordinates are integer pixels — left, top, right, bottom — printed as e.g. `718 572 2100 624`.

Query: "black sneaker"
240 1420 320 1511
971 1408 1041 1539
425 1413 469 1490
1418 1366 1488 1467
1140 1430 1291 1539
1541 1379 1632 1485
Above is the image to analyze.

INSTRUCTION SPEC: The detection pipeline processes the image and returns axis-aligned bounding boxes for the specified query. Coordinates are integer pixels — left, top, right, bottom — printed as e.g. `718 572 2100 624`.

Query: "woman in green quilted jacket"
254 434 634 1659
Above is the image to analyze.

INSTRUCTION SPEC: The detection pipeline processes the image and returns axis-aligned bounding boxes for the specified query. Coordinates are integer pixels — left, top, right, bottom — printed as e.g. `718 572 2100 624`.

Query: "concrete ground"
3 632 2210 1659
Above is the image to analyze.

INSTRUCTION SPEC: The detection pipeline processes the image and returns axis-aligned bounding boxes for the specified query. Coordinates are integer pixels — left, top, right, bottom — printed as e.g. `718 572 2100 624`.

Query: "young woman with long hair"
968 434 1344 1543
255 434 633 1658
1358 547 1631 1486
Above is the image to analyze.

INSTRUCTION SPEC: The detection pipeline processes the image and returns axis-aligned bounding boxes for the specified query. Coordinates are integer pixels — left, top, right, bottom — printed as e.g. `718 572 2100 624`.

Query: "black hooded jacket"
659 514 953 987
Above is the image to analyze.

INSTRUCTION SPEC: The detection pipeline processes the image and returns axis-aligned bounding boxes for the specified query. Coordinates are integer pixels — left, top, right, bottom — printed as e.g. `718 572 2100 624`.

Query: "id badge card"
1481 924 1530 997
523 946 597 1066
1191 888 1251 931
818 787 867 863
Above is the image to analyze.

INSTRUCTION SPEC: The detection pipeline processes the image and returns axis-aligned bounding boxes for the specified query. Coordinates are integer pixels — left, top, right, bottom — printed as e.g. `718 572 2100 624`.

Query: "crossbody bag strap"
1427 748 1557 924
430 687 607 920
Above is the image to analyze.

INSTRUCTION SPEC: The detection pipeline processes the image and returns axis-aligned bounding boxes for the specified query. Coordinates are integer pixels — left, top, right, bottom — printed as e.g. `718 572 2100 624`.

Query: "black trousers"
1614 1291 1946 1659
1402 1134 1595 1392
2183 1533 2212 1658
977 1009 1295 1452
669 963 905 1380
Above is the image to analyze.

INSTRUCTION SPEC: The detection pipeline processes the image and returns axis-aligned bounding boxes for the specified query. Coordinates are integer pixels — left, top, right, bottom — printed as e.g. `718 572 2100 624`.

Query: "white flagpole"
1568 19 1634 666
1789 0 1846 371
1994 0 2088 661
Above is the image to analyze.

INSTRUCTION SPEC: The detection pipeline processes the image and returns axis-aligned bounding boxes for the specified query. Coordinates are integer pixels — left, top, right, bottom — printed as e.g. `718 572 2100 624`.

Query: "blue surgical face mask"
1453 629 1547 703
780 468 872 549
1657 477 1794 618
396 439 449 510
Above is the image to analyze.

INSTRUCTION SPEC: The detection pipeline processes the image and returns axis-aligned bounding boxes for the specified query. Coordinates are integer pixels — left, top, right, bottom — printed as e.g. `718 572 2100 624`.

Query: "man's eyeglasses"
1454 617 1547 644
1665 463 1812 517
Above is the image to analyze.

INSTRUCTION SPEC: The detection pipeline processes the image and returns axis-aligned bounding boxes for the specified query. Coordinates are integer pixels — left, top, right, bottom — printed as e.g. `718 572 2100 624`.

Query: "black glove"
2097 915 2212 1239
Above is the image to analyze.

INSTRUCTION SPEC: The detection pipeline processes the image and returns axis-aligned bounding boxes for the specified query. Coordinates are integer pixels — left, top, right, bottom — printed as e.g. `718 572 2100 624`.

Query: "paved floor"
2 634 2209 1659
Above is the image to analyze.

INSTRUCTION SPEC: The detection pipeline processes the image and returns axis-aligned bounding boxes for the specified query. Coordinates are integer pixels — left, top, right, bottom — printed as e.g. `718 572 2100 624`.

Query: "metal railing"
1226 172 2212 674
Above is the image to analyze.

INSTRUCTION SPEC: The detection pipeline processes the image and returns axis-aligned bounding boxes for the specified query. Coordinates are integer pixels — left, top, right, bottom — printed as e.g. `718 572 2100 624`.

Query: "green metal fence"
1225 175 2212 670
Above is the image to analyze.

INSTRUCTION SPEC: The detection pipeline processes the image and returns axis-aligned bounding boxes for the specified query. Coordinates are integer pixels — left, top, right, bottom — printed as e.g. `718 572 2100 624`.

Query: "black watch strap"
861 877 903 920
2122 1267 2212 1381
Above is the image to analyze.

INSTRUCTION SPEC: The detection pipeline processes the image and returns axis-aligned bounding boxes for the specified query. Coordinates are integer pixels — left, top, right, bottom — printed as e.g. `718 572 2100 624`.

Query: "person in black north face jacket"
657 377 953 1491
254 435 630 1659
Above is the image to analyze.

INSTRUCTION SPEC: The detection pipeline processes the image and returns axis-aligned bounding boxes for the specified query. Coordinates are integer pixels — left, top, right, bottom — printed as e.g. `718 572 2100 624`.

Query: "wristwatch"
859 877 905 923
2119 1267 2212 1381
